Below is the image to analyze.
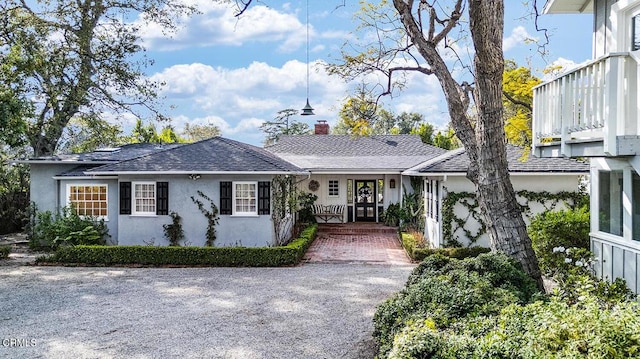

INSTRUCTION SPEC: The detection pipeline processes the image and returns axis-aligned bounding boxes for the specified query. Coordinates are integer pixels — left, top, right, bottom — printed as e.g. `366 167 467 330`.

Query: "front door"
355 180 376 222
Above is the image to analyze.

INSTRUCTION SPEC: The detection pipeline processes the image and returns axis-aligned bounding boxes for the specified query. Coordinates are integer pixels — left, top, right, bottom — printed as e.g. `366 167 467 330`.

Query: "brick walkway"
304 223 413 265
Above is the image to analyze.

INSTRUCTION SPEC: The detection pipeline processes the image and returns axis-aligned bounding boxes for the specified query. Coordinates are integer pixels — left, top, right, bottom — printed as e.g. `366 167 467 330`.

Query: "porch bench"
312 204 345 223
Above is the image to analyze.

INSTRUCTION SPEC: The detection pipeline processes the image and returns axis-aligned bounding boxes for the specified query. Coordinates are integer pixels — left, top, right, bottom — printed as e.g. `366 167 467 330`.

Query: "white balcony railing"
532 52 639 157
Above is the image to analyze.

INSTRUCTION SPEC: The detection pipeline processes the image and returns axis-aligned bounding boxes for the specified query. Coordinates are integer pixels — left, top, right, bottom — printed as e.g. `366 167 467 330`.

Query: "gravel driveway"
0 263 413 359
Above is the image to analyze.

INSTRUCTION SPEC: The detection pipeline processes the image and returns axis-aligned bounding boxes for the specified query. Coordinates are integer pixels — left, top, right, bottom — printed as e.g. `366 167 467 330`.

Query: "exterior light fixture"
301 0 315 116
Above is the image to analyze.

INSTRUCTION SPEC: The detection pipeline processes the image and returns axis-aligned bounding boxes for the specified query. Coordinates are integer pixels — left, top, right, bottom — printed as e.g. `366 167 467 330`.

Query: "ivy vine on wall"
441 190 588 247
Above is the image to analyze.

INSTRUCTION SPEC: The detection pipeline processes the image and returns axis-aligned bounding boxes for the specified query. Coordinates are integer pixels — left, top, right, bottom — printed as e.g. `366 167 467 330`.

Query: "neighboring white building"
533 0 640 293
404 145 589 248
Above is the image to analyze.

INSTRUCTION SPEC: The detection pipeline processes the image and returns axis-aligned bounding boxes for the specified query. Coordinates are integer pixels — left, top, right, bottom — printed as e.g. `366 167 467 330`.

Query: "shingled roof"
87 137 306 174
266 134 447 172
404 144 590 175
24 143 185 163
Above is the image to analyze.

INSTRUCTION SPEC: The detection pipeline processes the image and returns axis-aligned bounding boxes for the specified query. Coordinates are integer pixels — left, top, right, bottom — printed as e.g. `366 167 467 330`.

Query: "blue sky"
128 0 593 146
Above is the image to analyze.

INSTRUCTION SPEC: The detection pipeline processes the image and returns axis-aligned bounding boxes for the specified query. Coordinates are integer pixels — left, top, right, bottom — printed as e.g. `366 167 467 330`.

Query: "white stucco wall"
297 173 402 223
422 174 586 248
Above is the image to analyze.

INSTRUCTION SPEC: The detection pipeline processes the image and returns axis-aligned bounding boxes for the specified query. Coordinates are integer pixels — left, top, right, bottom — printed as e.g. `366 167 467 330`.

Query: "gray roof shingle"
266 134 447 171
406 144 589 174
28 143 184 163
87 137 305 174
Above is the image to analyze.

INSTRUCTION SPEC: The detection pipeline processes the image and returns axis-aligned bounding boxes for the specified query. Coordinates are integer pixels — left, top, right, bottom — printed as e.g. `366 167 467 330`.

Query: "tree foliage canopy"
0 0 197 156
260 109 312 145
503 60 541 150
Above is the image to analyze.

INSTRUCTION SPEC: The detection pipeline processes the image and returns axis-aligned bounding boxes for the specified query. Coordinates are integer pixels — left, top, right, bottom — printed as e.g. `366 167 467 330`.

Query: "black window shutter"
156 182 169 215
220 181 232 215
119 182 131 215
258 181 270 215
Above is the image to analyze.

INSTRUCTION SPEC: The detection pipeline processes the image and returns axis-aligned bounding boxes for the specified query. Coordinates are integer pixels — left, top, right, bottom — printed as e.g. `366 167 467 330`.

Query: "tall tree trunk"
393 0 543 290
468 0 543 289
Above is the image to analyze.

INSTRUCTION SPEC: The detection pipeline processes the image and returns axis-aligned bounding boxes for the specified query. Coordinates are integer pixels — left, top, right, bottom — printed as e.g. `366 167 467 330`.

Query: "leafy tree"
0 46 30 148
433 128 459 150
503 60 542 150
412 123 435 144
334 90 431 136
336 88 380 136
328 0 543 288
58 116 125 153
260 109 312 145
182 123 221 142
411 124 460 150
0 0 197 156
0 148 29 234
127 119 185 144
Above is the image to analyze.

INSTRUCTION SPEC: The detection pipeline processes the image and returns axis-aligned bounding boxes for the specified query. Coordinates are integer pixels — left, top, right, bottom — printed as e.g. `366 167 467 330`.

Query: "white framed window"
133 182 156 215
328 180 339 197
425 180 440 221
67 184 108 219
234 181 257 215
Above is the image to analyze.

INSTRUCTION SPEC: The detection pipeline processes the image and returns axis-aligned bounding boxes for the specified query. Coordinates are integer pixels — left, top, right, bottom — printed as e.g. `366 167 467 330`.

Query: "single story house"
403 144 590 248
22 137 307 247
265 121 447 223
21 124 589 249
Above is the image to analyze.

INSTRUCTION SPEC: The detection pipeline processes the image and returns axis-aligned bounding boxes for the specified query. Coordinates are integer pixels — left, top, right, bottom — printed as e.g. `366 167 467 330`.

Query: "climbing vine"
441 190 588 247
271 175 297 246
191 191 220 246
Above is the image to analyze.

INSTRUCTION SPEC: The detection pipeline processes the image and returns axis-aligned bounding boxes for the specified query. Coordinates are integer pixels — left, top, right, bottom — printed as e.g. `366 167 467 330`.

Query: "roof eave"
543 0 593 14
85 170 310 176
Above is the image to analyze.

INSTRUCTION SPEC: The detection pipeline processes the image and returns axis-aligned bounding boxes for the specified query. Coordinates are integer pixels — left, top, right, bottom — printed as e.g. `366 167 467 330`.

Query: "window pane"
329 180 339 196
134 183 156 214
377 179 384 203
599 171 623 236
68 185 108 217
234 182 257 214
347 180 353 204
634 15 640 51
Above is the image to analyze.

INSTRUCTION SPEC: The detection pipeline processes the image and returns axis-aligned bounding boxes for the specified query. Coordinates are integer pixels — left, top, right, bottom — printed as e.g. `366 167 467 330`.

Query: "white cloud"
541 57 588 81
136 2 305 52
148 58 354 143
503 26 537 51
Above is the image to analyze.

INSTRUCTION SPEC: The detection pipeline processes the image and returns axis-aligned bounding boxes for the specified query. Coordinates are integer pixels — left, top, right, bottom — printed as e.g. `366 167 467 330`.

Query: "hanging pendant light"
301 0 315 116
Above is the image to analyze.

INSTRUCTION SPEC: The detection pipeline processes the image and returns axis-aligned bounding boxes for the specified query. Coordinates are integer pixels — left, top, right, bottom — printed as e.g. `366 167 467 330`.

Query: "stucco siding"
29 164 78 213
423 174 585 248
117 174 276 247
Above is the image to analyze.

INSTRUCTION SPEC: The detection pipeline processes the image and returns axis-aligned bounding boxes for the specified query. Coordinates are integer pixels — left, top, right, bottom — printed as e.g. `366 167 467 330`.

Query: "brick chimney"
314 120 329 135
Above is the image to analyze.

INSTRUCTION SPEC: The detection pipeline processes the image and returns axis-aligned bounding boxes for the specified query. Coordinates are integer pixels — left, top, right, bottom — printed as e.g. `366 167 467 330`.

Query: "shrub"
383 203 401 227
0 245 10 259
529 206 590 276
374 253 539 358
388 295 640 359
29 207 109 250
491 296 640 359
38 224 318 267
163 211 185 246
401 231 490 261
297 192 318 224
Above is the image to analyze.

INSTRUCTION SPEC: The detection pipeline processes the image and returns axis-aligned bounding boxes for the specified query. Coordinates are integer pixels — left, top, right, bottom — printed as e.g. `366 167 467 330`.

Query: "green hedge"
38 225 318 267
0 245 10 259
400 232 490 261
374 253 539 358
